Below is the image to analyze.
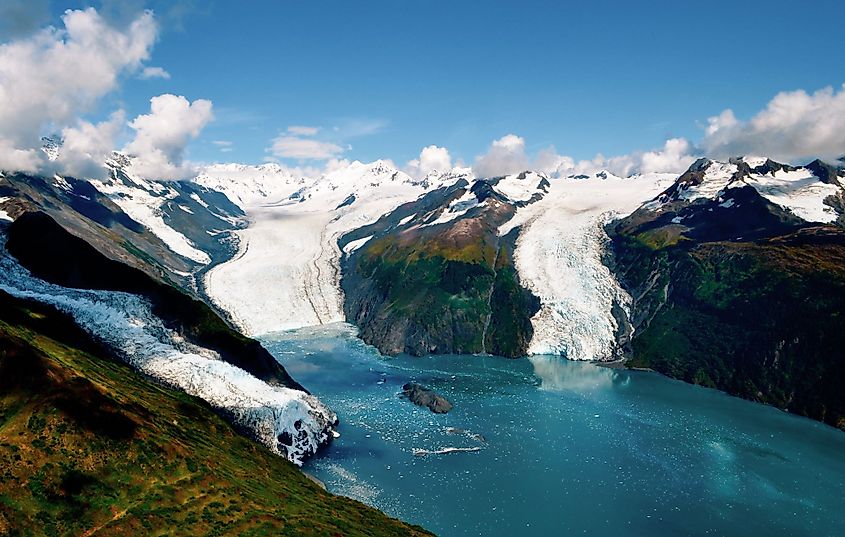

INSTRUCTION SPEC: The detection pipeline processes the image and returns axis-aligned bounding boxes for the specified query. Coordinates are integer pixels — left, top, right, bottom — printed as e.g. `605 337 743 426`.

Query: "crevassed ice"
506 173 676 360
0 237 335 465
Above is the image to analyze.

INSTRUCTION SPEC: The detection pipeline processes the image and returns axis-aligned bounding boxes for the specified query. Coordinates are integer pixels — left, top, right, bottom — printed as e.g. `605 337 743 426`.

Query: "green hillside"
0 290 431 537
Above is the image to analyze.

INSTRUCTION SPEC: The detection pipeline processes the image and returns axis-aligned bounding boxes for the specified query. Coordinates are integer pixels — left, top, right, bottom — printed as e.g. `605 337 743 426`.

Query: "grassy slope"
0 291 430 537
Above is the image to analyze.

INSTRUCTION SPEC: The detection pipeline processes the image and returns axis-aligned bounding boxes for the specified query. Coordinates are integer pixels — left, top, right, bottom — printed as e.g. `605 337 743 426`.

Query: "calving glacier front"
0 237 335 466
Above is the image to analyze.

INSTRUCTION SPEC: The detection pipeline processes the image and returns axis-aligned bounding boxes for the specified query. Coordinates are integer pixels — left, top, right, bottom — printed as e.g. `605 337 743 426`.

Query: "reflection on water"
263 324 845 537
529 355 630 391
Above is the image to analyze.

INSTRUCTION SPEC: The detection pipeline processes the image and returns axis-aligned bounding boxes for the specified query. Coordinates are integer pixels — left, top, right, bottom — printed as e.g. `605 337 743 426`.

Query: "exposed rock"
401 383 453 414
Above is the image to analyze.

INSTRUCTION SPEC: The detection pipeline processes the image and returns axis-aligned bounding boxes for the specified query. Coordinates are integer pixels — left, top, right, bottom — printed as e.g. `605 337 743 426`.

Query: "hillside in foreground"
0 290 430 537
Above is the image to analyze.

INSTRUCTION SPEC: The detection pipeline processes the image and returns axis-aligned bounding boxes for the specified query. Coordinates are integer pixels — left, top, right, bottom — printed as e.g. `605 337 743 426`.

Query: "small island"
401 383 453 414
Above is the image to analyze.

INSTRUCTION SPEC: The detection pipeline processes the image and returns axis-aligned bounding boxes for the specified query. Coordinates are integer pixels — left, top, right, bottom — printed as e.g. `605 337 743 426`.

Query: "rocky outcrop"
401 383 453 414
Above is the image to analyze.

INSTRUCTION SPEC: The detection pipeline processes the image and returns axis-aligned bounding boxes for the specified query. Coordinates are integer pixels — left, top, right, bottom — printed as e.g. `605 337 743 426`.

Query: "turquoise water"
263 324 845 537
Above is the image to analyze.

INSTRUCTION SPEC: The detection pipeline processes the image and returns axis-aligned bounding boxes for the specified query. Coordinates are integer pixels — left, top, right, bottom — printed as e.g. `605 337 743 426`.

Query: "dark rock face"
401 383 453 414
607 165 845 431
6 212 305 391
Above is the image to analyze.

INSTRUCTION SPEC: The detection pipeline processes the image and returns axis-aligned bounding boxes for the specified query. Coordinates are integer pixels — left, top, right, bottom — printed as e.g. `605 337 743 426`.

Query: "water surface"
263 324 845 537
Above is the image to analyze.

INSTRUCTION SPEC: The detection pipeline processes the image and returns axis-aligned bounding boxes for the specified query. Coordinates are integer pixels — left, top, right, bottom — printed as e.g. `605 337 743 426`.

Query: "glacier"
202 160 456 336
0 234 336 465
500 171 676 360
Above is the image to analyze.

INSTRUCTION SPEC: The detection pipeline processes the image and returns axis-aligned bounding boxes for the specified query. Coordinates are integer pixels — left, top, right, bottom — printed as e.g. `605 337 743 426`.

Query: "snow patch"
0 197 11 222
398 213 416 226
53 174 72 192
748 169 840 223
343 235 373 255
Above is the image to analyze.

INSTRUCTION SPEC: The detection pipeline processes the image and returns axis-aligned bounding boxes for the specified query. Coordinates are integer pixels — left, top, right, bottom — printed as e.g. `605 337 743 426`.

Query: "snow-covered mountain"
202 160 469 336
606 157 845 431
92 153 246 268
644 156 845 224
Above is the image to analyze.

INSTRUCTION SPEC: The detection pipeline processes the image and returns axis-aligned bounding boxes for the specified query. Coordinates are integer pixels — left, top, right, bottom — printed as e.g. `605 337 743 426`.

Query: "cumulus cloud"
139 66 170 80
0 7 158 171
0 139 40 173
53 110 126 178
405 145 453 177
268 135 345 160
472 135 695 178
473 134 531 177
702 84 845 162
585 138 696 177
124 94 214 179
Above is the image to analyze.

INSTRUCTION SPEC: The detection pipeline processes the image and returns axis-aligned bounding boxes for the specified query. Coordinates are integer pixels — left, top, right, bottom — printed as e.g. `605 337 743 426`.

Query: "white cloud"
405 145 452 177
212 140 233 153
702 84 845 162
124 94 214 179
473 134 530 177
0 7 157 171
54 110 126 178
0 139 40 173
637 138 696 174
139 66 171 80
287 125 320 136
472 135 695 179
268 135 345 160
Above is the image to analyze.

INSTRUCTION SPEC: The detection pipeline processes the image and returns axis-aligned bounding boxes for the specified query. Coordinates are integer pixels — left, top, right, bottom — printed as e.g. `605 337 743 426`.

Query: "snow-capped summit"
645 156 845 223
490 170 550 204
40 136 62 161
195 162 307 209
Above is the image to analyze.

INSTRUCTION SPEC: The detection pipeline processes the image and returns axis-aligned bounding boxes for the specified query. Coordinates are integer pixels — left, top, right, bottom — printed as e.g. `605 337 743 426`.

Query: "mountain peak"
40 136 62 161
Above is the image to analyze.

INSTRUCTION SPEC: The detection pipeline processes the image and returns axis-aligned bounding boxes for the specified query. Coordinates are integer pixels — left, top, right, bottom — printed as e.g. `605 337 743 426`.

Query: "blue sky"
3 0 845 172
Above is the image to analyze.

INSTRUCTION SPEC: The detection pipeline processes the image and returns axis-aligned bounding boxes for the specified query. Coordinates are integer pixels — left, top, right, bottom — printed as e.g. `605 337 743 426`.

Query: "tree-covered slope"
0 290 431 537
